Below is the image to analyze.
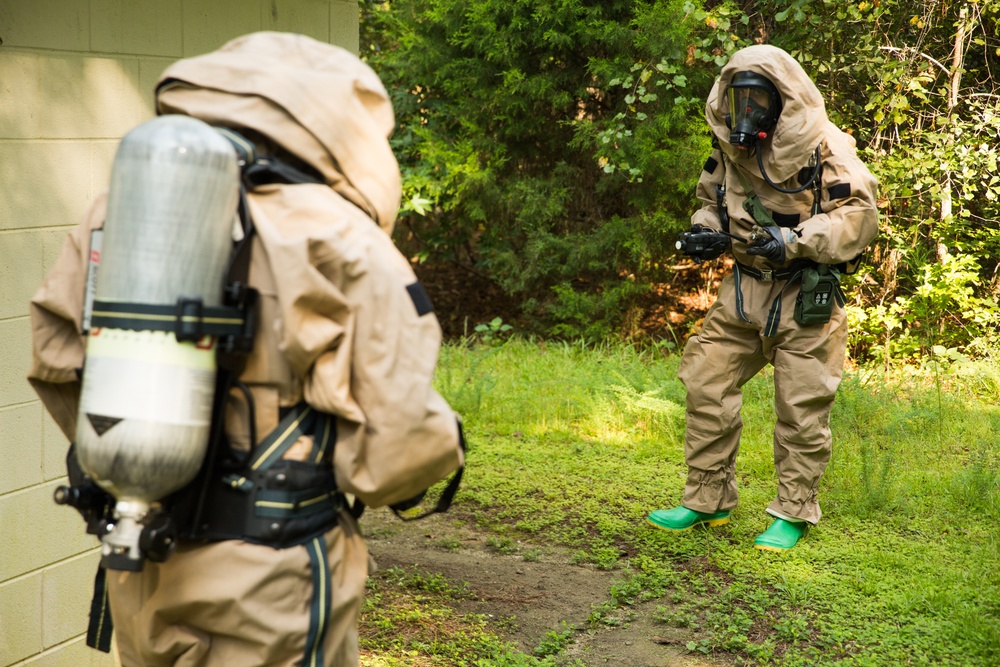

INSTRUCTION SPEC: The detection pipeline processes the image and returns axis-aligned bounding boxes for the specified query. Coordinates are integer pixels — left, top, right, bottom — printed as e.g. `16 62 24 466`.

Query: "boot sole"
647 516 730 532
753 543 791 552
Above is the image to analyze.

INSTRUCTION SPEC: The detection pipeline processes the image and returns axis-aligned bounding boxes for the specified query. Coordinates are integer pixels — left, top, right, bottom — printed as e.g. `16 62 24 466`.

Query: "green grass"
362 338 1000 666
359 566 583 666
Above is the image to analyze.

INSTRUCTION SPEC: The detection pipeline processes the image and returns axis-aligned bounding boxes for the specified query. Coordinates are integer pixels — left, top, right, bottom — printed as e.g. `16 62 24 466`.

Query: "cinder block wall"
0 2 359 665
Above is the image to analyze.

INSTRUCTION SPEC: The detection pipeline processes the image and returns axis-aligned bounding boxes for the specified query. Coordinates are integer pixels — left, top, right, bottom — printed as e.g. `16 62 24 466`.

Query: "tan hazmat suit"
28 32 462 666
678 45 879 525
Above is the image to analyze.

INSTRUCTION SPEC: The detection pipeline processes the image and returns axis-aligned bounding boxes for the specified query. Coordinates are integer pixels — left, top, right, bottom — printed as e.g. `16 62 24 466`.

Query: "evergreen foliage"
363 0 1000 359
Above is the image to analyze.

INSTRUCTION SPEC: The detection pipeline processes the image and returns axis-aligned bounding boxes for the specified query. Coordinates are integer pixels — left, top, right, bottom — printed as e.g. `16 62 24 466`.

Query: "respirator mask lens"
728 86 774 149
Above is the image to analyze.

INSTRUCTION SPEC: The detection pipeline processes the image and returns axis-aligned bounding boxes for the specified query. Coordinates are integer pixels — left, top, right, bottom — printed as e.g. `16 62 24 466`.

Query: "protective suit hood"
156 31 401 233
706 45 830 183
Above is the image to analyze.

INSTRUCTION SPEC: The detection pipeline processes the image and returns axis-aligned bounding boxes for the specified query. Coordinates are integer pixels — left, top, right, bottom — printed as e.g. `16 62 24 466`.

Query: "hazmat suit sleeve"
249 184 460 508
27 197 106 440
249 185 445 421
690 148 726 231
243 187 359 419
784 137 879 265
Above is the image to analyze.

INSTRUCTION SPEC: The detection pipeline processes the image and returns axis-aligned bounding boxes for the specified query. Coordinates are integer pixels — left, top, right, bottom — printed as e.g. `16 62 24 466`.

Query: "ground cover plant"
359 337 1000 666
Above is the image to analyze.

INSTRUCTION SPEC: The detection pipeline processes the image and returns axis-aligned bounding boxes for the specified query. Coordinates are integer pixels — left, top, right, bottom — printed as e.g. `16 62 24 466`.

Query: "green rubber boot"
647 506 730 532
753 518 807 552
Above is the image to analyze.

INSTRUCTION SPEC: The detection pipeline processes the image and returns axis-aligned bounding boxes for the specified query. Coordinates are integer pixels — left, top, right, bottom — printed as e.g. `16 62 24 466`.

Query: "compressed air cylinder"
75 115 238 520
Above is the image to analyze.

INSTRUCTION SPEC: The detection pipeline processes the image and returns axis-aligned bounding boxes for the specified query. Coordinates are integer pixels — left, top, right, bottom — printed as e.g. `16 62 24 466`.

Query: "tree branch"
878 46 948 77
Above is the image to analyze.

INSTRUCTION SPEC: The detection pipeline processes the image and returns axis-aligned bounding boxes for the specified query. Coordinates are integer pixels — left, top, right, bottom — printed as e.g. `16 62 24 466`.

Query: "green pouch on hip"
794 266 842 326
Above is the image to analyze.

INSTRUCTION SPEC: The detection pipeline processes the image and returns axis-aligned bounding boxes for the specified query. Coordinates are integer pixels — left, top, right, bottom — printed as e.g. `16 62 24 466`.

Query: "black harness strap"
89 299 249 340
245 157 325 189
735 259 815 283
190 403 343 548
764 293 783 338
85 567 114 652
733 263 751 324
250 405 318 470
303 536 333 667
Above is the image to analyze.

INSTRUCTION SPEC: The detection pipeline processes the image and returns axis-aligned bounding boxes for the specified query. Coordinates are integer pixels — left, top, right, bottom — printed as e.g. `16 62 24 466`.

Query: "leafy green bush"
608 0 1000 360
772 0 1000 362
365 0 1000 358
363 0 711 339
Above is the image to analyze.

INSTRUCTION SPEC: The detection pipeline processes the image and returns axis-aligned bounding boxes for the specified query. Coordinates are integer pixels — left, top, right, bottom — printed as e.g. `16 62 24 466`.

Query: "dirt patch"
360 508 728 667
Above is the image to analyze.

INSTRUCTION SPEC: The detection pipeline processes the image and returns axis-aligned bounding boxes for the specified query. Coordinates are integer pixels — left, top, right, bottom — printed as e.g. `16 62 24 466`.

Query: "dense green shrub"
363 0 1000 357
363 0 714 339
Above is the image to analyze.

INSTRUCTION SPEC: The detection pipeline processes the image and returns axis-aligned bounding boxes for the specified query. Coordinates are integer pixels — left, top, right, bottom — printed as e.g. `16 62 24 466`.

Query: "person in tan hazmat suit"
28 33 462 666
646 45 878 551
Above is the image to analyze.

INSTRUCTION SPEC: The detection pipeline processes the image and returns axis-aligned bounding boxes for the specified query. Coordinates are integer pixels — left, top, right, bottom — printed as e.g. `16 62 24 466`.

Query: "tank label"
82 229 103 333
80 329 217 425
86 413 123 436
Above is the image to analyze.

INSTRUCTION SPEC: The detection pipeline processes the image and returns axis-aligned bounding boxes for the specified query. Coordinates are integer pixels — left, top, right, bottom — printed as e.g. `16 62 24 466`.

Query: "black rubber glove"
677 225 729 262
745 225 786 264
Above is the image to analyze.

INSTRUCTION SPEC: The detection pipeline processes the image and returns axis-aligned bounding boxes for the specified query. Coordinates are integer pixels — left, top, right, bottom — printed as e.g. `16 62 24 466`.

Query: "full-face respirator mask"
725 71 782 151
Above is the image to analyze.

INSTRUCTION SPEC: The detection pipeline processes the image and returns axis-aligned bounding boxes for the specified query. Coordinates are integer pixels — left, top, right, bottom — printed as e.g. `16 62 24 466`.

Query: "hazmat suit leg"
678 276 769 513
108 514 368 667
766 301 847 525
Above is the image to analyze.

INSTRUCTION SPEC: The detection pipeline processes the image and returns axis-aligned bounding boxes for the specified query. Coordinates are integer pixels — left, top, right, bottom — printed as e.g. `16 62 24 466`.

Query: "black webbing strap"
811 161 824 217
245 157 325 189
176 129 335 547
90 299 247 340
733 263 751 324
735 261 812 283
85 566 113 652
246 405 342 529
249 404 321 470
391 462 465 522
764 294 783 339
189 403 343 547
302 535 332 667
214 126 325 189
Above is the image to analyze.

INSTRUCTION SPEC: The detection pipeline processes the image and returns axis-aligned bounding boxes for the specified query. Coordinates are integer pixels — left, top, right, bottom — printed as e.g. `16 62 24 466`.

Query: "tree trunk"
938 4 969 262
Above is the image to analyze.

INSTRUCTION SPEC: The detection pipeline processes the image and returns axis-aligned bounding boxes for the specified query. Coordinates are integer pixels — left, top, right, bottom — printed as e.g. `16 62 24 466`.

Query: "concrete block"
0 52 43 138
263 0 330 43
0 482 98 582
182 0 263 57
41 229 70 277
0 141 109 232
0 230 44 320
91 0 183 57
0 0 89 51
0 52 145 140
43 410 71 483
42 552 102 649
0 318 34 408
18 637 120 666
0 403 43 495
89 141 119 200
330 0 360 54
0 573 43 663
139 58 177 116
40 55 145 140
